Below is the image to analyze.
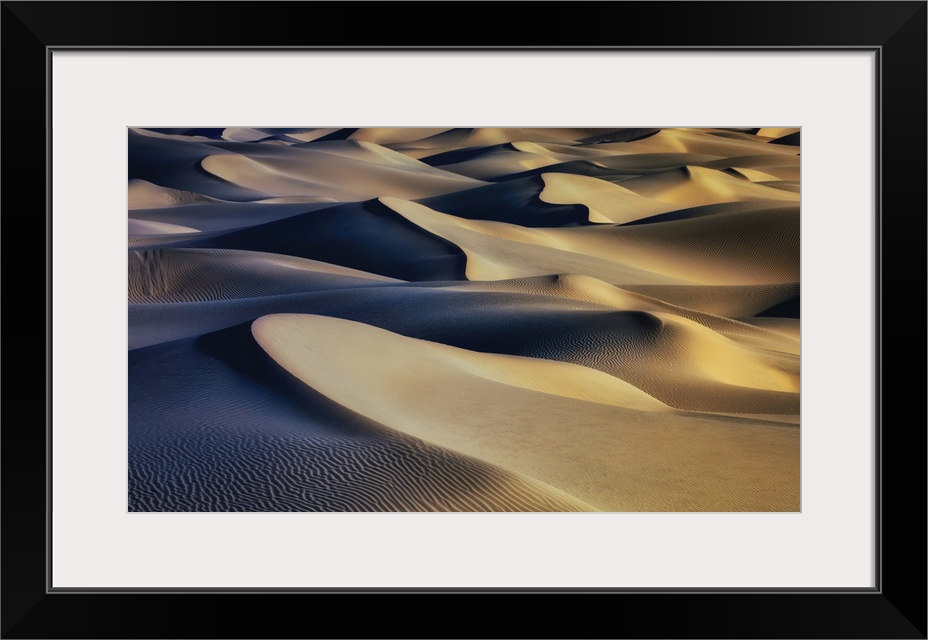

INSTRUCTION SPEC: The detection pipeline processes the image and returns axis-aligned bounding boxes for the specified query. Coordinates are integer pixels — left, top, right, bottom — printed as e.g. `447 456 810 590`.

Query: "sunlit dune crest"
618 165 798 207
539 172 681 223
383 196 798 285
200 140 485 201
252 313 798 512
128 178 222 209
128 218 201 236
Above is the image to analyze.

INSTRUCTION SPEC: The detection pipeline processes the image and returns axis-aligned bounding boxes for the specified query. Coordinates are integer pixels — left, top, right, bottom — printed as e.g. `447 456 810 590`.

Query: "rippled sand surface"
129 127 800 511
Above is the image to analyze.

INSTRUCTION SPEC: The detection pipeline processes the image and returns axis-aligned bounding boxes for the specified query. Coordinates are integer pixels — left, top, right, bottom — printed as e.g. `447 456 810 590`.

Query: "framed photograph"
4 1 924 638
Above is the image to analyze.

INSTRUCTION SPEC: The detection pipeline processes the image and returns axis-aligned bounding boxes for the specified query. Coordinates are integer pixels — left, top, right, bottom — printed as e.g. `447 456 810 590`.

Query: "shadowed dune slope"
417 175 592 227
129 248 401 304
128 129 270 201
384 128 609 156
442 275 799 356
128 201 332 234
183 199 468 282
129 326 592 512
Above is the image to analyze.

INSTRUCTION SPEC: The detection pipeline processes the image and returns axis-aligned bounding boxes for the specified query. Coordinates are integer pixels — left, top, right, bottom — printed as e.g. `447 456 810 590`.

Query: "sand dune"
702 153 800 179
383 197 691 284
271 128 343 142
128 248 400 304
424 143 563 180
387 127 605 154
347 127 454 145
130 327 593 512
253 314 798 511
539 172 682 223
256 313 671 413
617 165 798 207
186 199 468 282
128 127 801 512
618 199 798 227
129 233 206 250
418 175 592 227
599 128 801 158
129 201 333 234
384 197 798 285
757 127 800 139
144 285 800 412
219 127 323 144
128 218 200 236
128 280 651 350
200 140 485 201
128 277 798 369
619 282 798 316
739 317 801 341
128 179 223 210
442 274 799 356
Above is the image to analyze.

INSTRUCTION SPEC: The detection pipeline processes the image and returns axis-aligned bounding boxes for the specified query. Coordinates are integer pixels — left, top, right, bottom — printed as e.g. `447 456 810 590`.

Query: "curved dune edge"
597 128 801 159
252 313 798 511
618 165 798 208
128 248 402 304
620 282 799 317
651 313 798 393
382 197 798 285
128 332 598 513
199 141 485 201
739 317 801 341
435 283 797 412
387 128 609 154
255 313 669 413
128 179 222 209
730 167 786 183
539 172 681 223
129 234 202 250
440 274 799 356
428 145 562 180
757 127 800 139
128 218 201 236
381 197 692 285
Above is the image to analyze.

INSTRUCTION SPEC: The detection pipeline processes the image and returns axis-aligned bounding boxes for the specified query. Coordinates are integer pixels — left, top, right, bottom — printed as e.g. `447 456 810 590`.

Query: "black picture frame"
3 2 925 638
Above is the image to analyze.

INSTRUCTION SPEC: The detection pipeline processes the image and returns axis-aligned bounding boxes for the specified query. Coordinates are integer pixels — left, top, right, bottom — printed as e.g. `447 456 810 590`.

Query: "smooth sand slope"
184 199 468 282
128 179 223 209
253 314 799 511
199 140 486 201
128 248 400 304
128 201 333 235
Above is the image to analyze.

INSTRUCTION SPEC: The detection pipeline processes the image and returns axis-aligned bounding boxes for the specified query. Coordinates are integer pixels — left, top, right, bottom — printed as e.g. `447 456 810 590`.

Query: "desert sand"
128 127 800 512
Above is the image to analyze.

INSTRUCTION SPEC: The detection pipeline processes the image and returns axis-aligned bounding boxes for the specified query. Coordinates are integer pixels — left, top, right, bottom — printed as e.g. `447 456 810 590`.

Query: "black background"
2 2 925 638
